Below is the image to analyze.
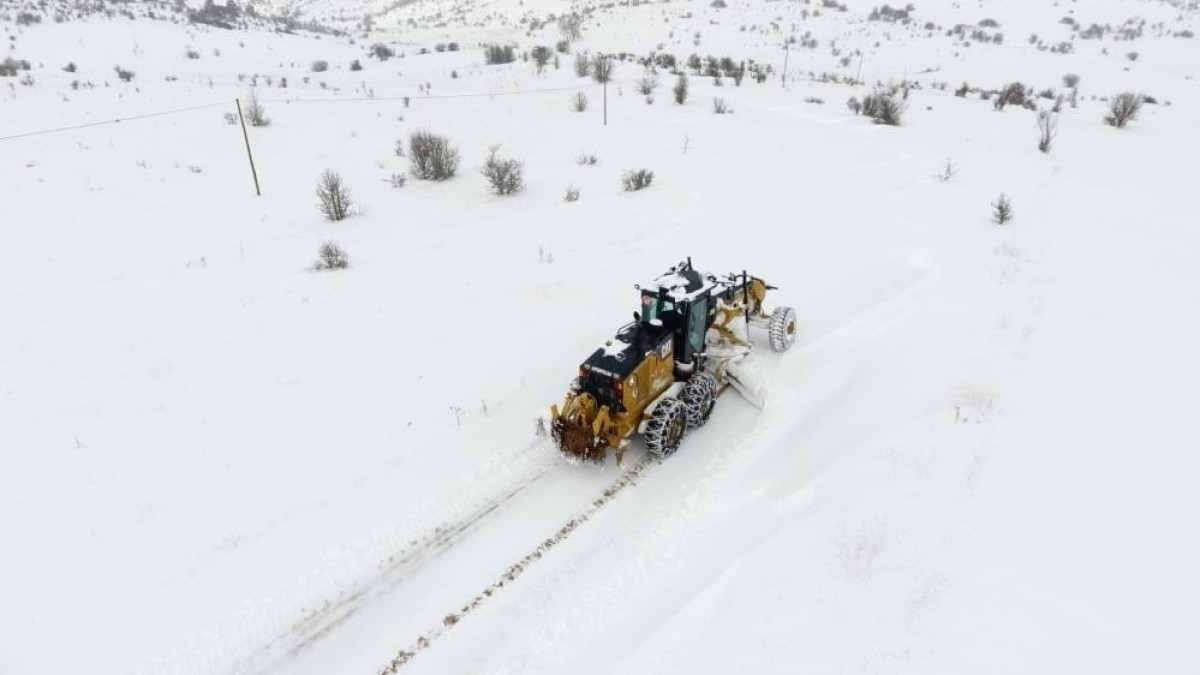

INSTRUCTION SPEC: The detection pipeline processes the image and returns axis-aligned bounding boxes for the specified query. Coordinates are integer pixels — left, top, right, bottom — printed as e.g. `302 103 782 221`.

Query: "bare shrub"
712 97 731 114
186 49 202 59
992 193 1013 225
635 75 660 95
316 170 353 221
573 53 590 77
622 169 654 191
369 43 395 60
114 66 136 82
576 152 598 165
993 81 1027 110
409 131 460 180
1062 73 1081 89
311 60 329 72
933 158 957 183
480 146 524 195
564 185 581 202
349 59 363 71
244 88 269 127
484 45 516 65
592 55 614 83
388 173 406 188
871 93 905 125
1036 110 1058 153
314 242 349 270
847 96 862 114
1104 92 1142 128
532 46 552 73
673 73 689 104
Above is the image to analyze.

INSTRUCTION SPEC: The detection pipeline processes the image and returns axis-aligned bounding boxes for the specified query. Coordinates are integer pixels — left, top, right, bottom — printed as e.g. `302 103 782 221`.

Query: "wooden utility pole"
235 98 261 196
603 77 608 126
782 42 789 88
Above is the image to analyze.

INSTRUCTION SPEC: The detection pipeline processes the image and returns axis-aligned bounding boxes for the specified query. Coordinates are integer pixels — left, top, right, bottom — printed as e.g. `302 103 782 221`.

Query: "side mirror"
633 283 641 290
633 311 641 322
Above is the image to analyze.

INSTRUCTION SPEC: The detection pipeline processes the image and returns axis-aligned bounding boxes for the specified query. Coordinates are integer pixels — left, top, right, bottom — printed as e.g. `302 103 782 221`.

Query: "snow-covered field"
3 0 1199 673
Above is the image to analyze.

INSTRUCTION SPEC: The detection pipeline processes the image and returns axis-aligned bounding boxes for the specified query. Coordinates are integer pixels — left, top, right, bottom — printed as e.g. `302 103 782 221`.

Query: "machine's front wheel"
644 398 687 458
768 306 798 352
681 372 718 430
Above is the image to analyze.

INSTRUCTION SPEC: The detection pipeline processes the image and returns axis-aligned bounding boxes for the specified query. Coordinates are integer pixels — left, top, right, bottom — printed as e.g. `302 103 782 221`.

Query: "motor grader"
549 259 797 463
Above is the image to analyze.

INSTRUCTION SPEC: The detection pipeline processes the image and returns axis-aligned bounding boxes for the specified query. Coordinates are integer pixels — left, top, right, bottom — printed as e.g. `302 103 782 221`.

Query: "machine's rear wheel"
644 398 687 458
768 306 798 352
680 372 718 430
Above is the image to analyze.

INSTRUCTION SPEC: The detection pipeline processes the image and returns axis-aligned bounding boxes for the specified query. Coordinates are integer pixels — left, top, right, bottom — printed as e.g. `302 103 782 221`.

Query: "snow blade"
724 360 766 409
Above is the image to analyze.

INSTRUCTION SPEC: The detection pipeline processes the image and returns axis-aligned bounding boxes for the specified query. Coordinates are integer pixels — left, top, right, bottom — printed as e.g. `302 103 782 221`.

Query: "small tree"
847 96 862 114
559 13 583 43
672 73 689 104
532 46 552 74
244 88 269 127
1036 110 1058 153
622 169 654 191
408 131 460 180
635 74 660 96
314 242 349 270
480 146 524 195
570 92 589 112
316 170 352 221
592 55 614 83
992 193 1013 225
1104 92 1142 128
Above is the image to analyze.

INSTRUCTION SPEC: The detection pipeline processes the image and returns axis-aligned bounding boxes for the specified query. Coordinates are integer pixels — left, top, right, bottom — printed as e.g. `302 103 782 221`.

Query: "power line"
0 100 230 143
1 80 617 142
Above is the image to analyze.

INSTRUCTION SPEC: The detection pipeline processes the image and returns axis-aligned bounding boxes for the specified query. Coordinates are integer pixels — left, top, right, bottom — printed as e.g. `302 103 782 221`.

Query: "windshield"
641 292 674 323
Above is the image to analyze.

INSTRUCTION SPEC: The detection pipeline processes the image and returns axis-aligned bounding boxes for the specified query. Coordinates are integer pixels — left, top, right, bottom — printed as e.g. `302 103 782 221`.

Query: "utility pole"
235 98 261 196
856 54 864 83
782 42 789 89
603 76 608 126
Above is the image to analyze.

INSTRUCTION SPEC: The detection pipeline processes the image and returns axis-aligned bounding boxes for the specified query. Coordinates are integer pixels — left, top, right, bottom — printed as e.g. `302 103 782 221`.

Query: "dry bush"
622 169 654 191
673 73 689 104
243 88 269 127
485 45 515 65
573 53 590 77
1104 92 1142 128
564 185 581 202
311 60 328 72
1036 110 1058 153
847 96 862 114
576 152 598 165
316 170 352 221
871 93 905 125
314 242 349 270
369 43 395 60
570 91 589 112
592 55 614 83
114 66 135 82
480 146 524 195
712 97 731 114
992 193 1013 225
993 81 1028 110
408 130 460 180
531 46 552 73
635 75 660 95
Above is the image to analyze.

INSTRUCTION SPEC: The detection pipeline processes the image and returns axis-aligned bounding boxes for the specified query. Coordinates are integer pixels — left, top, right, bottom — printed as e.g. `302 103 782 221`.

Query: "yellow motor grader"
549 259 797 463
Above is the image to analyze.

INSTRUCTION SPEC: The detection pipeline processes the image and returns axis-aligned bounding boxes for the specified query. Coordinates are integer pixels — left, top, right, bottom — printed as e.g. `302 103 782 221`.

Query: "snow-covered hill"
2 0 1199 673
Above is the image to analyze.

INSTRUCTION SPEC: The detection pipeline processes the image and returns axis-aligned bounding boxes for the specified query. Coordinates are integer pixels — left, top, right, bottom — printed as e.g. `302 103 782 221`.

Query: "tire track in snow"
377 454 657 674
239 439 558 675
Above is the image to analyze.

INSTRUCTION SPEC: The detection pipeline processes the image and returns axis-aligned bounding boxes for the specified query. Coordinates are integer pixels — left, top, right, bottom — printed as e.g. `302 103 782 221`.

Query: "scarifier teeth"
551 418 607 462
